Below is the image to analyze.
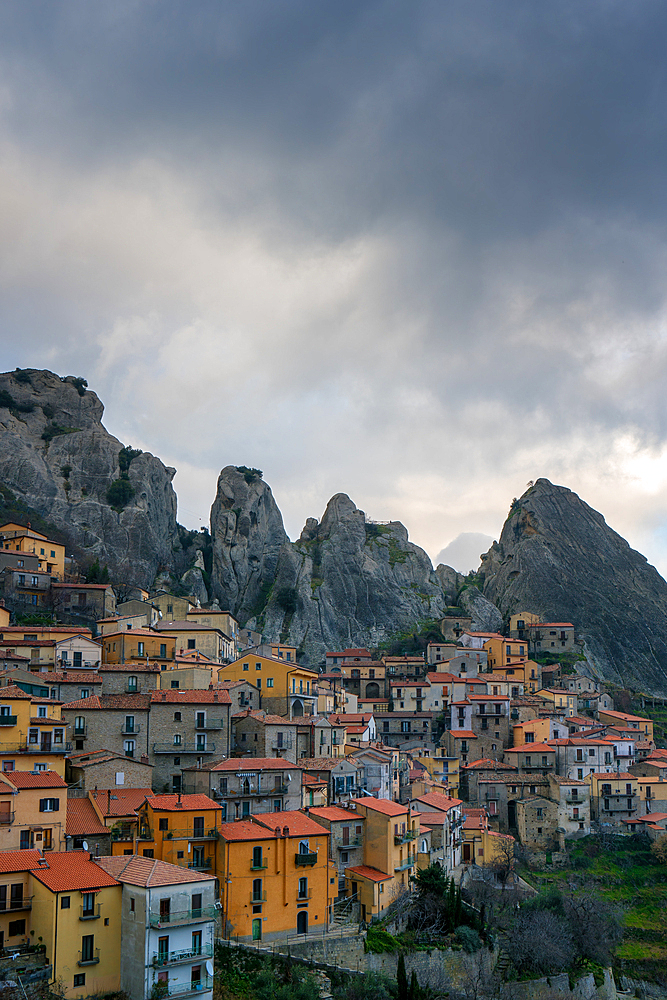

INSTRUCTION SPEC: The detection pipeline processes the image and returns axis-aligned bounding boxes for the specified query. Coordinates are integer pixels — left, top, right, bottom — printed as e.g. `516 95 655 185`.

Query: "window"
125 716 135 733
38 706 47 718
137 642 144 656
196 712 206 729
173 734 182 746
188 639 196 649
266 678 274 688
298 877 308 899
160 644 167 658
124 740 135 757
115 772 125 785
80 689 89 699
243 664 249 671
255 662 261 671
8 918 25 937
174 712 181 721
74 716 85 735
127 676 138 691
173 758 180 766
73 975 86 988
61 896 71 909
82 893 95 917
39 798 59 812
80 935 95 963
159 818 169 831
171 680 180 689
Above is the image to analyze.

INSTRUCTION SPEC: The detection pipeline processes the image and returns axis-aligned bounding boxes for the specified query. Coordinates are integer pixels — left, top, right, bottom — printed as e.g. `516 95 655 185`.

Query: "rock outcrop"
0 368 178 585
479 479 667 694
457 584 504 633
209 467 289 621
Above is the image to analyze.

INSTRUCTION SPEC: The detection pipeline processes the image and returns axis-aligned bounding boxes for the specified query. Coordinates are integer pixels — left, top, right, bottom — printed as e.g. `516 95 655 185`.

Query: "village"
0 520 665 1000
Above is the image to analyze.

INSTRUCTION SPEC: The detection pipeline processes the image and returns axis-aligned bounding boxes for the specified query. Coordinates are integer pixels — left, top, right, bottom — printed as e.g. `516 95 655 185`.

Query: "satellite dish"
205 961 214 977
82 841 89 851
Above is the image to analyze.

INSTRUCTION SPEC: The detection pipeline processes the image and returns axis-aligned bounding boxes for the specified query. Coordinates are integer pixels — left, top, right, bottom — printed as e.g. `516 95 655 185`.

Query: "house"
89 786 155 853
135 794 221 874
547 776 591 838
459 758 518 819
97 613 155 635
526 622 576 654
101 630 176 669
29 850 122 998
426 641 460 664
148 690 232 792
550 737 620 780
588 772 639 828
512 717 569 745
0 523 65 578
114 599 160 627
66 750 154 794
504 743 557 777
344 798 419 920
507 612 541 640
156 620 233 664
375 712 434 748
95 855 216 1000
181 758 303 820
347 746 397 801
515 796 558 850
0 848 43 956
186 609 239 655
535 689 577 717
158 655 214 690
66 798 111 855
214 678 260 712
232 710 298 762
0 684 70 776
307 805 365 899
460 808 513 865
439 614 474 642
597 709 654 741
411 791 463 874
218 811 330 941
0 769 68 851
56 635 102 671
217 654 318 719
297 758 361 806
99 662 161 695
296 716 335 759
51 583 117 619
149 594 195 621
61 694 152 762
459 632 503 651
0 626 95 671
381 655 426 680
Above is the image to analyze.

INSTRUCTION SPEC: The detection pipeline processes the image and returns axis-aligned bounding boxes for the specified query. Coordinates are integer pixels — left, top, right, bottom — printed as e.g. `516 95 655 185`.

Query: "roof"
0 850 42 873
218 820 277 841
90 788 154 817
599 710 650 723
145 794 219 812
345 865 392 882
61 694 151 711
302 774 327 787
68 749 152 769
0 684 32 700
183 758 299 772
351 798 408 816
30 851 120 892
96 855 215 886
39 671 102 684
297 758 354 770
415 791 462 811
461 758 517 771
4 770 67 789
448 730 477 738
505 743 556 754
589 772 635 780
99 663 161 674
307 806 361 822
150 690 231 704
66 798 108 836
415 811 449 825
252 810 330 837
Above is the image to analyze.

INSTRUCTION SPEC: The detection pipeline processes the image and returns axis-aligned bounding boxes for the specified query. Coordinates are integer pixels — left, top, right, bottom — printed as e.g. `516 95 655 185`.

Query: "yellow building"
461 809 513 865
187 608 239 651
134 794 221 874
411 748 460 796
0 627 95 671
150 593 195 620
101 629 176 667
0 684 69 776
344 798 418 920
484 637 528 672
536 688 577 717
219 811 330 941
0 769 68 851
217 653 318 718
508 612 541 638
598 709 654 741
0 848 42 954
0 524 66 579
29 850 122 998
512 717 552 746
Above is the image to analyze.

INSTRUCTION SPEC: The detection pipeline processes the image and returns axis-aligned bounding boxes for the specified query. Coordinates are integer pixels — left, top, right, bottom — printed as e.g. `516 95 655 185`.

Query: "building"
515 796 559 850
0 769 68 851
148 690 232 792
149 594 195 620
588 772 639 828
89 787 154 852
96 854 216 1000
526 622 576 654
0 848 42 955
66 750 154 794
375 712 434 748
232 710 298 763
0 524 65 578
547 775 590 838
217 653 318 719
0 684 70 776
186 609 239 654
347 746 397 801
51 584 117 619
298 758 362 806
134 794 221 875
29 850 122 998
507 612 541 640
61 694 152 760
101 630 176 669
66 798 111 855
182 758 303 820
344 798 418 920
535 689 577 717
156 621 233 664
411 791 463 874
99 662 161 695
381 656 425 680
460 808 513 865
307 805 365 899
597 709 654 741
219 811 330 941
504 743 558 778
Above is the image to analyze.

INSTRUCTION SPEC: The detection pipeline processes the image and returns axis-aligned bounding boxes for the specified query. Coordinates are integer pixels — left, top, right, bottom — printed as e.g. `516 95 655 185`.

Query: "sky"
3 1 667 575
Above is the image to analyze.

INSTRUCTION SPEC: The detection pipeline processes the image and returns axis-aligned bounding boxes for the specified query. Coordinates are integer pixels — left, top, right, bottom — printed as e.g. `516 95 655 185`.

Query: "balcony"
565 795 584 804
165 975 213 997
166 829 219 841
297 891 313 901
152 945 214 967
195 720 225 730
231 785 288 797
394 831 416 845
294 852 318 866
602 801 637 812
120 724 141 735
0 716 18 726
153 743 216 754
0 811 15 825
73 727 87 738
394 858 415 872
77 948 100 967
250 891 267 903
110 827 134 841
271 739 293 750
0 897 32 912
125 685 141 694
187 858 212 871
149 906 217 928
138 828 153 841
80 903 101 920
337 838 361 848
250 861 268 871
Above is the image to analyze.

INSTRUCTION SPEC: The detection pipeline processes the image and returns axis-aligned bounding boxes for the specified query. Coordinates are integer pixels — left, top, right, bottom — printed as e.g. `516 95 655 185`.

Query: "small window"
174 712 181 721
73 975 86 988
61 896 71 909
159 818 168 831
266 678 274 688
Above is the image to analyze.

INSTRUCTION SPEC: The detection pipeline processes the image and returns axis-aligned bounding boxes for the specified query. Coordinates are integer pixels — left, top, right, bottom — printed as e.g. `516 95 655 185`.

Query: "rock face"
0 368 178 585
209 467 289 621
210 485 448 665
457 585 504 633
479 478 667 694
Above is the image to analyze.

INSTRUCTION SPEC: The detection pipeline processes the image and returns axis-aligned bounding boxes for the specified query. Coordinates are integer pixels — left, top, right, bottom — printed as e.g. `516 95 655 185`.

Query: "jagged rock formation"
480 479 667 694
457 585 504 633
434 564 464 604
209 467 289 621
0 368 178 584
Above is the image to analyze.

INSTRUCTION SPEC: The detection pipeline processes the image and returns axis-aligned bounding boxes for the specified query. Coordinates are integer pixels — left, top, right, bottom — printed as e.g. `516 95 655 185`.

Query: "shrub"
106 478 135 510
455 926 483 953
71 377 88 396
236 466 263 484
118 446 142 473
42 422 78 443
365 927 400 953
41 404 55 419
0 389 14 409
60 465 72 479
275 586 298 615
13 370 31 384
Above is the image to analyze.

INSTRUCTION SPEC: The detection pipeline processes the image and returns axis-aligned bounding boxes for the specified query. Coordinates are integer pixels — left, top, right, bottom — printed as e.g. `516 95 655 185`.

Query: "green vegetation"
118 445 142 472
0 386 36 416
86 558 110 584
41 404 55 419
0 389 14 408
106 477 135 510
42 422 79 443
0 482 67 544
236 466 263 484
13 370 32 384
71 377 88 396
365 523 390 542
375 619 444 657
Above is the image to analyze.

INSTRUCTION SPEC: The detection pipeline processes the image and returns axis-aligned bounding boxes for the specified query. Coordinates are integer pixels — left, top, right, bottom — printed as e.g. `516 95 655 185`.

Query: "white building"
96 855 217 1000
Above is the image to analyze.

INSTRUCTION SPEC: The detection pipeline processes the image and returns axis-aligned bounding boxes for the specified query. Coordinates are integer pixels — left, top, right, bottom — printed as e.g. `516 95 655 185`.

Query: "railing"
121 724 141 734
167 829 219 841
0 897 32 912
152 945 213 967
195 720 225 730
297 891 313 900
77 948 100 966
249 891 267 903
138 828 153 841
110 827 135 841
271 739 293 749
294 852 318 866
80 903 101 920
149 906 217 928
565 795 584 804
125 685 141 694
394 831 416 845
250 861 268 870
394 857 415 872
0 811 15 825
188 858 212 870
337 838 361 848
164 975 213 996
153 743 216 754
0 716 18 726
73 726 87 737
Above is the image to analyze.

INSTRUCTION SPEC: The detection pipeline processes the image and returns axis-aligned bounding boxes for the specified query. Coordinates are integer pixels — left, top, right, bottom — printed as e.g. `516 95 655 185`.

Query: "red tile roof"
0 849 42 873
145 794 218 812
89 788 154 817
96 855 215 886
219 820 277 841
252 810 330 837
307 806 360 822
61 694 151 711
351 798 408 817
30 851 120 892
4 770 67 789
184 758 299 772
344 865 391 882
150 690 231 704
415 792 462 811
66 798 108 836
0 684 32 699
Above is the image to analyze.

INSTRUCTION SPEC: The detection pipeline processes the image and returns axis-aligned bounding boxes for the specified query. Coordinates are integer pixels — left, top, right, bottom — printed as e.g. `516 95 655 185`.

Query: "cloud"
435 534 495 575
2 2 667 578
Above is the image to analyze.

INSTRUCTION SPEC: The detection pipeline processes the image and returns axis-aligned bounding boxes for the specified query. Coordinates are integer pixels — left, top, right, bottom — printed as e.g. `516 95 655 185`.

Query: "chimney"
162 691 166 702
213 692 218 703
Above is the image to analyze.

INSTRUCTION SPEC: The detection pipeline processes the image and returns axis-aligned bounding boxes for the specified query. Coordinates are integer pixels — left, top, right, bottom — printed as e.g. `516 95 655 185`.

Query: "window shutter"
39 798 46 812
53 799 59 812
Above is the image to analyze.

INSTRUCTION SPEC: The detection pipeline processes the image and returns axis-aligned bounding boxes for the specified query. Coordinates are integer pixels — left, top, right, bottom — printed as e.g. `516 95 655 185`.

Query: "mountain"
210 471 448 665
479 478 667 694
0 368 179 584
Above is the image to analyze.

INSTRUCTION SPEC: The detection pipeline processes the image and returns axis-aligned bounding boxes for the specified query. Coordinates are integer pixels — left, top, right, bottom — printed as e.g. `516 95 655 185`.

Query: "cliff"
0 368 179 585
479 478 667 694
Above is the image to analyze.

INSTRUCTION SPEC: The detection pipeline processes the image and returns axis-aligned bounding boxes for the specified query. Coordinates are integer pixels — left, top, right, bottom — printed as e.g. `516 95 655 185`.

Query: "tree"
397 955 408 1000
562 893 623 966
487 835 517 888
651 834 667 864
506 910 575 975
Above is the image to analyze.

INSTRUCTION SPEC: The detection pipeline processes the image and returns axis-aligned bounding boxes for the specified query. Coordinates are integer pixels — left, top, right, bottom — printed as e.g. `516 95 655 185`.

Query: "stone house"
232 709 298 763
99 662 161 695
156 620 233 664
182 757 303 820
547 775 590 837
214 678 260 711
297 716 334 759
381 655 426 680
443 728 478 767
375 711 434 747
61 693 152 758
467 693 511 758
588 772 639 828
347 746 396 800
307 804 365 898
114 598 160 625
65 797 111 854
101 629 176 669
426 641 459 664
298 757 362 806
66 749 154 794
526 621 576 654
438 615 473 642
504 743 558 779
51 582 117 618
516 795 559 849
148 689 232 793
148 592 194 619
550 737 619 780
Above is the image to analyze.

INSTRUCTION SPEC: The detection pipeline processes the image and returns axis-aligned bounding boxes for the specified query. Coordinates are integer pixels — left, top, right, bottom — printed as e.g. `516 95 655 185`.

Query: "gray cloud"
2 2 667 575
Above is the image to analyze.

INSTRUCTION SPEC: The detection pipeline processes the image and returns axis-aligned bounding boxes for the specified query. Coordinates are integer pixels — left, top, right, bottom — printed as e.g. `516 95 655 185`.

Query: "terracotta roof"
505 744 556 754
233 711 294 725
4 770 67 789
53 583 111 590
0 849 42 873
461 758 517 771
413 811 449 826
252 810 330 837
101 628 161 638
302 774 327 786
68 749 152 768
589 772 635 780
468 694 510 701
90 788 154 817
345 865 391 882
40 672 102 683
96 855 215 886
219 820 277 841
351 798 408 816
0 650 30 661
145 794 219 812
599 710 650 723
448 730 476 738
150 690 231 704
0 684 32 700
99 663 161 674
298 758 354 770
307 806 361 822
415 791 462 811
183 758 299 772
61 694 151 711
66 798 108 836
426 672 458 682
30 851 120 892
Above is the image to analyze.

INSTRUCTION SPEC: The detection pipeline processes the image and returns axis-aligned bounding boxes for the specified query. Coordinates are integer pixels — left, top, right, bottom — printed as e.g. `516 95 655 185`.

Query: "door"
296 911 308 935
193 816 204 838
252 918 262 941
159 898 170 923
191 931 202 956
158 936 169 964
463 843 471 862
192 847 205 869
40 733 51 752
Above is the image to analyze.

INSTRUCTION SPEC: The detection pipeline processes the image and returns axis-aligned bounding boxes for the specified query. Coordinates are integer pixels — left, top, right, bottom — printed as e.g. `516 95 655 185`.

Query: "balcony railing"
152 945 213 967
0 811 15 825
153 743 216 754
77 948 100 966
394 858 415 872
250 861 268 870
110 827 135 841
0 716 18 726
149 906 217 928
195 720 225 730
229 785 288 797
565 795 584 804
187 858 212 870
294 852 318 866
80 903 101 920
250 891 267 903
337 838 361 848
166 829 219 841
164 975 213 996
297 891 313 901
121 724 141 734
0 897 32 912
394 831 416 845
73 727 87 737
271 739 293 749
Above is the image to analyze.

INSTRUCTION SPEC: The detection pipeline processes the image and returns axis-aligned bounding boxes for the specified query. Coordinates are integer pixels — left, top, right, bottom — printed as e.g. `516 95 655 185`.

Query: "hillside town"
0 520 666 1000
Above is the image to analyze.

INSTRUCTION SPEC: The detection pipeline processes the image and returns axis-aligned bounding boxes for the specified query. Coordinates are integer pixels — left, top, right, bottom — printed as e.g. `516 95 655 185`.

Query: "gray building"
232 710 298 763
148 690 232 793
99 662 161 695
182 758 303 820
375 712 435 747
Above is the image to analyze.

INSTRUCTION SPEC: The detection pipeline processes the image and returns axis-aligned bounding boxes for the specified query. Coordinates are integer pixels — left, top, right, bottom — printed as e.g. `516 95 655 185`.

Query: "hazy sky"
3 1 667 574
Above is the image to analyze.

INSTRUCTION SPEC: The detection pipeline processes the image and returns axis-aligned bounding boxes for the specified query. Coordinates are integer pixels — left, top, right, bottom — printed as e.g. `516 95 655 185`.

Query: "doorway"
252 919 262 941
296 911 308 935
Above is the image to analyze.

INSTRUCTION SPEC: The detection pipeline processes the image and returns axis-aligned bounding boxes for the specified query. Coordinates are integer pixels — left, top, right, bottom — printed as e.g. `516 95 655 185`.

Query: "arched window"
297 910 308 934
421 839 428 853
